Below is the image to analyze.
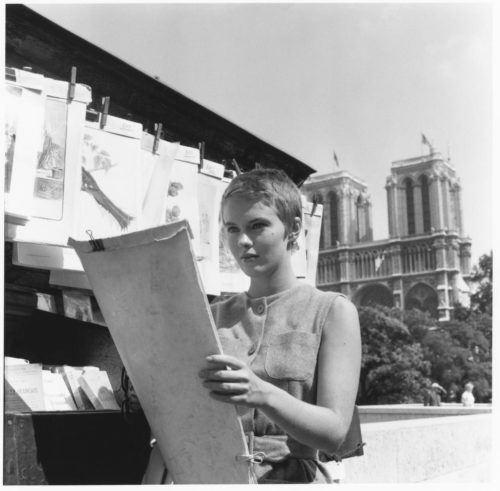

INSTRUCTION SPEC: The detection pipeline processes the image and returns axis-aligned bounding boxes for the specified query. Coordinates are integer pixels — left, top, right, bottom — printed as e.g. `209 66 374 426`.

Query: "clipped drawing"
6 72 91 246
139 135 178 230
196 172 224 295
74 123 141 240
4 84 21 194
4 76 45 222
32 97 68 220
164 159 201 255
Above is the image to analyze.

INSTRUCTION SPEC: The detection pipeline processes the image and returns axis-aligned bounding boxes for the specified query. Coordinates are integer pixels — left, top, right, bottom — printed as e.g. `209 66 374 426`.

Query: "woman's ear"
288 216 302 244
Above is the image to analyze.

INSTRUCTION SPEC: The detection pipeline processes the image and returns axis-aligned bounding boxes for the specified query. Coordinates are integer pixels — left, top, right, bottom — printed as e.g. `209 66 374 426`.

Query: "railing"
352 249 392 279
401 243 436 273
317 239 437 286
317 255 341 284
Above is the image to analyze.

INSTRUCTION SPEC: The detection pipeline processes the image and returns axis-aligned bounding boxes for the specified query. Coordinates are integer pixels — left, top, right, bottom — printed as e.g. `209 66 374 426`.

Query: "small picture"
32 97 68 220
4 84 22 194
62 290 93 322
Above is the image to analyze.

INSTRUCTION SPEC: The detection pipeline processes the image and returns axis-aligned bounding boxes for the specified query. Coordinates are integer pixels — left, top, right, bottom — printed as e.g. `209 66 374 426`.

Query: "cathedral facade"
302 150 472 321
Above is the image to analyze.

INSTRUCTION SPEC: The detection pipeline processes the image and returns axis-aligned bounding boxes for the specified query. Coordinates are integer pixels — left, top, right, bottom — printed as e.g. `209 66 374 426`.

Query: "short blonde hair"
221 168 302 250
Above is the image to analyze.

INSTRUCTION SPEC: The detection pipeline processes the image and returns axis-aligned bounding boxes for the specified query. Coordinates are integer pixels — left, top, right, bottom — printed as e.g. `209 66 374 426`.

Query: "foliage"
357 306 430 405
356 300 492 404
419 317 492 402
469 252 493 315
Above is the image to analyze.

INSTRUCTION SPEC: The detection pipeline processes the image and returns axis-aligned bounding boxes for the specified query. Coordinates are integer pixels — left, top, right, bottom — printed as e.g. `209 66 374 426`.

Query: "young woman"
145 168 361 483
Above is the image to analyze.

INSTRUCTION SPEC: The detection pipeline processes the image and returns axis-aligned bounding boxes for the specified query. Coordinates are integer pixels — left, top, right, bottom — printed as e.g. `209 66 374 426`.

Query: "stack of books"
4 357 120 412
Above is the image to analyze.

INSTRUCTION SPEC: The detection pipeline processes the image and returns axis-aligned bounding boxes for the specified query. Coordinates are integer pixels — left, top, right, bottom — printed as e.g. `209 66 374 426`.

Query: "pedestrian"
144 168 362 483
461 382 475 407
423 382 446 406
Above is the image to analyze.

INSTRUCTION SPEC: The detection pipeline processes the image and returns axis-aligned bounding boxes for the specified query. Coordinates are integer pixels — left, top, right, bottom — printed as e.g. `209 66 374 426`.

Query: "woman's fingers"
208 391 247 404
199 368 246 381
205 354 245 370
202 380 248 394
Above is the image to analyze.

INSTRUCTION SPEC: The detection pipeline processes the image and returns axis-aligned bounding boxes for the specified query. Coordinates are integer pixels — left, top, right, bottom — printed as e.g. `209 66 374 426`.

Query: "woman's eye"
252 222 266 230
227 226 238 233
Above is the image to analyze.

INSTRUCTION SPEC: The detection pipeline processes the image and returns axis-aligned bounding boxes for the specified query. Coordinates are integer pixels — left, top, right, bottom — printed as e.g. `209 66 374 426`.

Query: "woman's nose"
237 233 252 248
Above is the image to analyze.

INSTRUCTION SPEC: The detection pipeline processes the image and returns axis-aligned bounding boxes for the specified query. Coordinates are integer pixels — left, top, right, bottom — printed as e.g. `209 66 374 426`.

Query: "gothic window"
405 178 415 235
356 195 365 242
329 191 339 245
420 175 431 232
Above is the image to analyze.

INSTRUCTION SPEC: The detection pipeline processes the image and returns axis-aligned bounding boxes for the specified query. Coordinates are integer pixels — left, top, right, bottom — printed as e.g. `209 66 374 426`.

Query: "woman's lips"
241 254 258 262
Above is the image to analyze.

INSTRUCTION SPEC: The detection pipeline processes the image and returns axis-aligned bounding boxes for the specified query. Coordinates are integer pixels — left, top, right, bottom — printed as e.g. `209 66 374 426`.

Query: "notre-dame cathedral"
302 146 472 321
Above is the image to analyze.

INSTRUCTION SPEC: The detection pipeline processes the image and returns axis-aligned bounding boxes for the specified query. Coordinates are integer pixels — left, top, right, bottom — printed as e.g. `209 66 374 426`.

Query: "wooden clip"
153 123 163 154
231 158 242 175
68 66 77 102
100 96 110 129
311 195 319 216
198 141 205 170
5 67 16 82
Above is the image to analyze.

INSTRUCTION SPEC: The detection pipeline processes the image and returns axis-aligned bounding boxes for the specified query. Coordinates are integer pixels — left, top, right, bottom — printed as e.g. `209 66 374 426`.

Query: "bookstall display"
4 5 320 485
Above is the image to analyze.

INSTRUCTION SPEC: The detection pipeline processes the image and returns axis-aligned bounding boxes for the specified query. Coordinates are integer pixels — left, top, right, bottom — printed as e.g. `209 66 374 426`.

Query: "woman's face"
222 196 290 279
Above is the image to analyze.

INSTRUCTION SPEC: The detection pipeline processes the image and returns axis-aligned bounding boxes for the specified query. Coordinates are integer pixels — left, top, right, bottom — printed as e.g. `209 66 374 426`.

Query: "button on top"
248 343 257 356
256 303 265 315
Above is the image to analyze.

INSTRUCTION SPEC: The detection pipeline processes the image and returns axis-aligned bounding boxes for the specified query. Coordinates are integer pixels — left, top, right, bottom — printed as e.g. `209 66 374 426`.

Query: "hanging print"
164 153 201 255
218 178 250 294
74 116 142 240
4 84 21 194
139 132 179 230
32 97 68 220
196 167 225 295
4 69 46 223
7 75 91 247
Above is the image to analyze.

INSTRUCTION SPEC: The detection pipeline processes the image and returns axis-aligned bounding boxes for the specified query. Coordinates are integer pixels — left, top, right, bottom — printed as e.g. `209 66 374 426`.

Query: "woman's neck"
247 263 299 298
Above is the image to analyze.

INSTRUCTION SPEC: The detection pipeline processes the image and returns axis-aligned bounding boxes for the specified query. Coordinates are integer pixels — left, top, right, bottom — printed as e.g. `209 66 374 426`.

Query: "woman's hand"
199 354 273 408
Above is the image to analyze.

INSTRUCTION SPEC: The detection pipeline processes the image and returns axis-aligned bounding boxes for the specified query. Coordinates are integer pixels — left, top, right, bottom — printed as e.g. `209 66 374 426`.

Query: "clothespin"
68 66 77 102
5 67 16 82
311 194 319 217
153 123 163 154
231 158 242 175
86 108 99 122
254 162 262 170
100 96 110 129
198 141 205 171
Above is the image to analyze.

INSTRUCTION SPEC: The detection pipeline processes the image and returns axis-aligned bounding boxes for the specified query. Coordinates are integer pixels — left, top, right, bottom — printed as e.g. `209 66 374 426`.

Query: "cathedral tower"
301 145 472 321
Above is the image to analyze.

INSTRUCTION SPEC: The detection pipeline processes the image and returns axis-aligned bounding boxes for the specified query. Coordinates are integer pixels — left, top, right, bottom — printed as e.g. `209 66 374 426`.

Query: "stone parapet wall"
342 413 492 482
359 403 492 423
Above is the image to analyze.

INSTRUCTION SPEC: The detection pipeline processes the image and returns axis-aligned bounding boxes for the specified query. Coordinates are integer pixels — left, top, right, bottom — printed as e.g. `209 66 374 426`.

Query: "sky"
25 1 495 264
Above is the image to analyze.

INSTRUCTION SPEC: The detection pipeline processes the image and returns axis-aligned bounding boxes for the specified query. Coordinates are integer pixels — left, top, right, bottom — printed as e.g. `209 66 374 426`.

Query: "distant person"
461 382 475 407
423 382 446 406
447 389 457 403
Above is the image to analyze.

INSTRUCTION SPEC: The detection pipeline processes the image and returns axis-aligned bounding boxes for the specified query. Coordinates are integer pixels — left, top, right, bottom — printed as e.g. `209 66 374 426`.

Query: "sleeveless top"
210 282 343 483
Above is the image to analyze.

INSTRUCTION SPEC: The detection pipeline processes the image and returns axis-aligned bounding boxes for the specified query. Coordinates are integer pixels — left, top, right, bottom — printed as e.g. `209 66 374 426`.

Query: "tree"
357 306 430 404
469 252 492 315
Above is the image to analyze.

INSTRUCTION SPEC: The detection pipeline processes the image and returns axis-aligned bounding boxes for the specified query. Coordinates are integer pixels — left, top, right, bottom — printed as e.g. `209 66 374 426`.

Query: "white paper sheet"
140 133 179 230
69 221 253 484
196 172 224 295
73 117 142 240
4 70 45 222
218 178 250 294
164 159 201 256
7 77 91 245
304 201 324 286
